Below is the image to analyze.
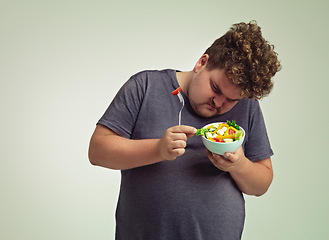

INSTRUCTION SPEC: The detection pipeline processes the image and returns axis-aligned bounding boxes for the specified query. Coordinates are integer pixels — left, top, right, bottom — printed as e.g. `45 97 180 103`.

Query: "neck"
176 71 194 95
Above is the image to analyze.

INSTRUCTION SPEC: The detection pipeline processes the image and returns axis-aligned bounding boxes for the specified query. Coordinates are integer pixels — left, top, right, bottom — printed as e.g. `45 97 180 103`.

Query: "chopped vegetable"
226 120 240 130
235 130 244 141
172 87 181 95
196 120 243 143
196 128 209 138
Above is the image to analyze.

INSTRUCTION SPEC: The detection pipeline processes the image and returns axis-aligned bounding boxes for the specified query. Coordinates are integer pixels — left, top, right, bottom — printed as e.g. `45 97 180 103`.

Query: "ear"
193 54 209 73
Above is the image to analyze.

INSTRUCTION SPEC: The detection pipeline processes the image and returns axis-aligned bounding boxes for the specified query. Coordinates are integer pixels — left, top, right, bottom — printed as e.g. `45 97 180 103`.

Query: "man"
89 21 281 239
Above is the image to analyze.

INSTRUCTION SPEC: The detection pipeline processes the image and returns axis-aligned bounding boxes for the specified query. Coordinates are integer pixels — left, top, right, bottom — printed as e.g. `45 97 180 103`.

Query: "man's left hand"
206 146 247 172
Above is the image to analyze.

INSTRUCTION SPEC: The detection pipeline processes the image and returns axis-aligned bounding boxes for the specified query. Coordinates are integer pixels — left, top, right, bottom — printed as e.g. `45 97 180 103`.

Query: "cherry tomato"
172 87 181 95
228 129 236 135
214 138 224 142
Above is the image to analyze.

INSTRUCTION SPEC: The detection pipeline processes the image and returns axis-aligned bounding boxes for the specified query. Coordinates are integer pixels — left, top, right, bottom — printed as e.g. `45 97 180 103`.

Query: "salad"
196 120 244 143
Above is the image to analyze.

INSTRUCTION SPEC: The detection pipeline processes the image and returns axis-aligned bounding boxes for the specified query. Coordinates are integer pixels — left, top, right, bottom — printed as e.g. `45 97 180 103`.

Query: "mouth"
206 103 220 113
192 102 221 117
207 102 218 110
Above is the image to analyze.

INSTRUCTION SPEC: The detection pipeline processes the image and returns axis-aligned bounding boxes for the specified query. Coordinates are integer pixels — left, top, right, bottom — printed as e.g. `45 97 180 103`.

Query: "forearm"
229 158 273 196
88 124 196 170
89 136 164 170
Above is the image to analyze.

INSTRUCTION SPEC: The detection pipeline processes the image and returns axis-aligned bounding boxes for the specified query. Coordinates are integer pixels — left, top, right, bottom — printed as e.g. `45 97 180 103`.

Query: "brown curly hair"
204 21 281 100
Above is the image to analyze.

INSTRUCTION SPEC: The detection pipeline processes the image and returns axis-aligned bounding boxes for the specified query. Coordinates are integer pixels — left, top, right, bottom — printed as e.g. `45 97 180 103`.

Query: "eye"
227 98 236 103
211 82 221 94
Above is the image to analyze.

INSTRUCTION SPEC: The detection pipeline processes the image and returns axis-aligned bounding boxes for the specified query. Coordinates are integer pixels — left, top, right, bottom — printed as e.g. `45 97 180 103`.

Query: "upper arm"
88 124 121 164
92 124 120 138
255 157 273 180
88 123 162 170
256 157 272 168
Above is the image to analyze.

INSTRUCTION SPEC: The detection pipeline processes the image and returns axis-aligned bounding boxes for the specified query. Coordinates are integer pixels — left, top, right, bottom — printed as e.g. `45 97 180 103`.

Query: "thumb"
224 152 237 163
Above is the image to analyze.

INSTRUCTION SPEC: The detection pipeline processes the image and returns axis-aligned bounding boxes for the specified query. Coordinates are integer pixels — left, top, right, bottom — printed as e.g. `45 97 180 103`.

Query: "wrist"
155 138 167 162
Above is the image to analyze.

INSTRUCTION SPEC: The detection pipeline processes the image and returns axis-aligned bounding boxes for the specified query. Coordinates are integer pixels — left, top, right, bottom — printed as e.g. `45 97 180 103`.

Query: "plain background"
1 0 329 239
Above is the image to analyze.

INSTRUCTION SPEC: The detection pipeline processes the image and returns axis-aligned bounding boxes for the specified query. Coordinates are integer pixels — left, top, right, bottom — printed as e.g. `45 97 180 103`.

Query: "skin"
89 124 196 170
177 54 243 117
89 54 273 196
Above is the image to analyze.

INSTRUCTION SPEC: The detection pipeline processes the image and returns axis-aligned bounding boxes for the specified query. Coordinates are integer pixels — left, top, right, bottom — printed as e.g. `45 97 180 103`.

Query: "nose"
212 95 227 108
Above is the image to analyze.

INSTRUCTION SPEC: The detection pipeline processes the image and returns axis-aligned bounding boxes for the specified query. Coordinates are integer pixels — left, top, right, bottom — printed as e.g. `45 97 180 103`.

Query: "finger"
212 153 228 164
206 150 223 163
172 125 197 138
170 139 187 149
224 146 243 162
206 149 214 159
172 133 188 141
206 150 228 171
207 150 229 165
164 129 186 141
206 149 224 161
166 146 186 160
173 148 186 157
224 152 235 162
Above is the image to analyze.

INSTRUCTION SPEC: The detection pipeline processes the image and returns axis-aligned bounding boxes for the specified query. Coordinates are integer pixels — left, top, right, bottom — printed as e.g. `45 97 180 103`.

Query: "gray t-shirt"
98 69 273 240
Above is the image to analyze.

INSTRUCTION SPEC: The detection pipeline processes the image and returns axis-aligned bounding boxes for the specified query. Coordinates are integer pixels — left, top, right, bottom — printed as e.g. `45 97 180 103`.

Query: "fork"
172 87 185 125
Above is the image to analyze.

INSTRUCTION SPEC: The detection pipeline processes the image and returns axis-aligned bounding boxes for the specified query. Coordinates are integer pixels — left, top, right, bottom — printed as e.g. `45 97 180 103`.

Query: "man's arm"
88 124 196 170
206 147 273 196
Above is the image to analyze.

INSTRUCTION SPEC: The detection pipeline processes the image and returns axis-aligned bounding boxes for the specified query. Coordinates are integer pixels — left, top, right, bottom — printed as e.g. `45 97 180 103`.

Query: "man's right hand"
89 124 196 170
157 125 196 161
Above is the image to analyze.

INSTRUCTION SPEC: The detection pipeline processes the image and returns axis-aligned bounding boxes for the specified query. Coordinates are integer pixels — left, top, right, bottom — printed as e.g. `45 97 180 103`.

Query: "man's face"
186 62 243 118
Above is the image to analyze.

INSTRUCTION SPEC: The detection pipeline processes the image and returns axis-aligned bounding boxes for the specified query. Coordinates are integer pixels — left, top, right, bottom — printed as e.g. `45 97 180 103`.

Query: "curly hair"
204 21 281 100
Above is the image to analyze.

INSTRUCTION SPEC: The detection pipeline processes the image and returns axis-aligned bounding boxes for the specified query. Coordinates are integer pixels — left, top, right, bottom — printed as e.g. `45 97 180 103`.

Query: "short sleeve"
244 101 274 162
97 75 145 139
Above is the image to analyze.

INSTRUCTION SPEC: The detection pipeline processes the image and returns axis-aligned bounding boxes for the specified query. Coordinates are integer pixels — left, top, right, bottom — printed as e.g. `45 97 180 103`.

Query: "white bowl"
201 122 245 155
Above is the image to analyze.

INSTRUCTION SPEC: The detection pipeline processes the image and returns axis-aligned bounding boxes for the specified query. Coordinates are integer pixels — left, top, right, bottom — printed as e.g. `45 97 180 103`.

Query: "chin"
192 103 219 117
197 108 220 118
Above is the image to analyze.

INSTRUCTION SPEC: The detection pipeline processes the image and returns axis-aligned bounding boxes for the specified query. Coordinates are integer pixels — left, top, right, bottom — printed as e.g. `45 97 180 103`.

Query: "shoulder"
128 69 177 92
235 98 261 114
131 69 175 81
238 98 260 107
229 98 263 131
120 70 166 92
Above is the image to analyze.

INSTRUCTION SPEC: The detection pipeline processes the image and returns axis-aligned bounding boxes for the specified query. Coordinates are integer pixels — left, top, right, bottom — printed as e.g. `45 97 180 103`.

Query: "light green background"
1 0 328 239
